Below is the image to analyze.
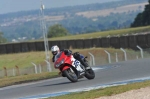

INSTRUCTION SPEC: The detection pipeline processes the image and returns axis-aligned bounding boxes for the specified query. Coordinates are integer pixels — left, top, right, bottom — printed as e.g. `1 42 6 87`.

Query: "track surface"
0 58 150 99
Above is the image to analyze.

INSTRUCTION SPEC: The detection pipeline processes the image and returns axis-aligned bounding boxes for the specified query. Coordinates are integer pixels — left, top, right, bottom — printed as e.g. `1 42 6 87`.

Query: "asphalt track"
0 58 150 99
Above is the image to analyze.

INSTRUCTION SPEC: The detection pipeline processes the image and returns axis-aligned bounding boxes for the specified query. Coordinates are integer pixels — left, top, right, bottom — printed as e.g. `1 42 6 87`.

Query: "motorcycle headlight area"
56 59 64 68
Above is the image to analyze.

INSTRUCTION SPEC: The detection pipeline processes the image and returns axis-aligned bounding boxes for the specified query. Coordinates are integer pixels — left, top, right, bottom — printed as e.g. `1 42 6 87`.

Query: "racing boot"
73 52 90 70
79 58 91 70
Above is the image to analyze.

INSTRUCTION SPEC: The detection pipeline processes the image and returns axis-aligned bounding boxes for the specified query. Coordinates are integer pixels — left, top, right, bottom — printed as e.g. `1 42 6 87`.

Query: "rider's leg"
73 52 89 69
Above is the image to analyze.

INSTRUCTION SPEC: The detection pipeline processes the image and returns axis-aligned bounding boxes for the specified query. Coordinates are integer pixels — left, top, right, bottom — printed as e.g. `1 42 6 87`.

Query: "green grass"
0 51 46 69
48 26 150 41
0 48 142 70
0 26 149 98
1 26 150 69
46 80 150 99
0 72 59 88
0 47 148 88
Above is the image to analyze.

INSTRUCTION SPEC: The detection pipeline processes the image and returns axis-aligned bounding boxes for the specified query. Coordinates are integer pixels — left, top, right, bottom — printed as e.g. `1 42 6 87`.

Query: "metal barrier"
0 33 150 54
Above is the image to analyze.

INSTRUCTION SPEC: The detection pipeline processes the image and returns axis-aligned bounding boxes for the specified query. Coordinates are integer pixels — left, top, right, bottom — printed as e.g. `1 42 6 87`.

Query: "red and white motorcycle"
54 51 95 82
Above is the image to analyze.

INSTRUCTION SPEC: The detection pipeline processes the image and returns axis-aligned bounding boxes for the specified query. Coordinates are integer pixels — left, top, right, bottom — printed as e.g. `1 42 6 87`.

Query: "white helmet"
51 45 60 55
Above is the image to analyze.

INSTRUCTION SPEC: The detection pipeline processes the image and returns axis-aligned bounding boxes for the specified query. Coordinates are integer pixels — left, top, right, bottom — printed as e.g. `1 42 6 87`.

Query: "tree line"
0 0 149 43
0 31 7 43
131 0 150 27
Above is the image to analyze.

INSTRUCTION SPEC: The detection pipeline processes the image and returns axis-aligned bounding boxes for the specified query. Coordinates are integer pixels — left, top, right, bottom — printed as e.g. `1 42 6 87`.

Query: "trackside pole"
88 52 95 66
137 45 144 59
45 60 52 72
39 64 42 73
116 53 118 62
31 62 38 74
40 0 51 72
104 50 111 63
120 48 127 61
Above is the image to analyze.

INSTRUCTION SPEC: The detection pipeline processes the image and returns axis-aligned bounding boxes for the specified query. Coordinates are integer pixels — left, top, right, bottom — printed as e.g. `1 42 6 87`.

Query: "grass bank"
48 26 150 41
0 72 59 88
0 48 149 91
0 48 149 98
47 80 150 99
0 48 143 69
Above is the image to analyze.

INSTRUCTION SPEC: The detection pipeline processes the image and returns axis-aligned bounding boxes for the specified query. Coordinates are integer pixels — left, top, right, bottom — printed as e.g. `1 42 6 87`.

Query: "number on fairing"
74 60 80 68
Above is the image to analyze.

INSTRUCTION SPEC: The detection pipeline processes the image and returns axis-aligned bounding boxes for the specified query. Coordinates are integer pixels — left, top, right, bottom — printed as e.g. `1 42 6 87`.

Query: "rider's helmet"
51 45 60 55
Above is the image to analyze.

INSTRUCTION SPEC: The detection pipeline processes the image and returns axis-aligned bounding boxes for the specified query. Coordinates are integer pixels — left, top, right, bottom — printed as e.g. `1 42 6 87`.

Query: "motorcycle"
54 51 95 82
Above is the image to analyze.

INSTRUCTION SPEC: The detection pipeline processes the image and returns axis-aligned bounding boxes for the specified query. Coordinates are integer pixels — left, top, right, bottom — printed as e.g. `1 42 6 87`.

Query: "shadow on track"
37 79 87 87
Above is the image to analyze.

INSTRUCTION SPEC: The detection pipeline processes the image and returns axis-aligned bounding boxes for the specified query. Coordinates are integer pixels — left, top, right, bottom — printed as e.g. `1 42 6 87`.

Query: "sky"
0 0 118 14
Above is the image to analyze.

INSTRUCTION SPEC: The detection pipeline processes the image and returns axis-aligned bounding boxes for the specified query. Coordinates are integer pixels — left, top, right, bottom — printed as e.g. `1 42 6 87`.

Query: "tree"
131 0 150 27
47 24 69 38
0 31 7 43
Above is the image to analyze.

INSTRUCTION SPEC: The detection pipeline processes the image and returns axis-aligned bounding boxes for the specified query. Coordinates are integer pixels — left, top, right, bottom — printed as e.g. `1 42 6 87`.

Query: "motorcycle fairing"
54 51 84 72
71 55 84 72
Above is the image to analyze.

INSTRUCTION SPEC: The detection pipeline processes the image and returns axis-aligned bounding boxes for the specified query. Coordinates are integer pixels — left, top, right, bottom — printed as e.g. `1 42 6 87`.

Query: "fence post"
120 48 127 61
15 65 20 76
116 53 118 62
89 56 92 66
39 64 42 73
45 60 52 72
136 45 144 58
104 50 111 63
136 55 139 59
88 52 95 66
31 62 38 74
3 67 7 77
13 68 15 76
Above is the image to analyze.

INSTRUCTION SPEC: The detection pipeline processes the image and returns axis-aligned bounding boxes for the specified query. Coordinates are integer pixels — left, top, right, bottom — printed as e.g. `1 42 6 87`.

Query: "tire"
84 68 95 80
63 68 78 82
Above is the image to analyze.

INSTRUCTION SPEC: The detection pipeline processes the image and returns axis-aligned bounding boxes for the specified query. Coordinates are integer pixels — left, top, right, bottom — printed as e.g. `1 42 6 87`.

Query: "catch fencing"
0 32 150 77
0 47 150 78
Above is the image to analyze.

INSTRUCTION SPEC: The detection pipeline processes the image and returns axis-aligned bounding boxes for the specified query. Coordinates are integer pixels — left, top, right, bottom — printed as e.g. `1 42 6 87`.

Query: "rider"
51 45 89 69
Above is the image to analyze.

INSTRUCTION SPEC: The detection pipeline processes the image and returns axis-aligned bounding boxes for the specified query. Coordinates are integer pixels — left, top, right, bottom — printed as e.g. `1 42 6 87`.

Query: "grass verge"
48 26 150 41
0 72 59 88
0 48 149 85
46 80 150 99
0 48 149 98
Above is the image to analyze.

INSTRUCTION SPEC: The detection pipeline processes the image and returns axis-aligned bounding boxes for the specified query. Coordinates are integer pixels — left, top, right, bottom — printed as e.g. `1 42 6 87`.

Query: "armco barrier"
147 33 150 47
119 36 129 48
0 33 150 54
128 35 137 50
75 39 84 49
0 44 6 54
13 43 21 53
35 41 44 51
92 38 101 48
28 42 36 51
59 40 68 49
101 37 110 48
21 42 29 52
6 44 14 53
83 39 92 48
110 36 120 48
48 41 60 49
137 34 148 48
67 40 76 49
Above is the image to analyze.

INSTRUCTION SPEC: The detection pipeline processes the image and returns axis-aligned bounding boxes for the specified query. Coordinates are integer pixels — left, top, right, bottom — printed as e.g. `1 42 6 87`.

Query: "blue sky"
0 0 117 14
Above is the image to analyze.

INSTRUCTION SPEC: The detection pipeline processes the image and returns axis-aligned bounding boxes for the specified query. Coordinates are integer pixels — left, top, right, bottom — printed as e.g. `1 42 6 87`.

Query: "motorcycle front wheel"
84 68 95 80
63 68 78 82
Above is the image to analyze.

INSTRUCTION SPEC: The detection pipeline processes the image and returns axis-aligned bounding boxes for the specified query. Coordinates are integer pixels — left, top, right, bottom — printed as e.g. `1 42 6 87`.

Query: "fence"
0 33 150 54
0 46 150 78
0 63 57 78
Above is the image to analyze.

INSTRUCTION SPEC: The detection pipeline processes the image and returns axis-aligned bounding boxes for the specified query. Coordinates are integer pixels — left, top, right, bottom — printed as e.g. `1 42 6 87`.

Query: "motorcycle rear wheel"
63 68 78 82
